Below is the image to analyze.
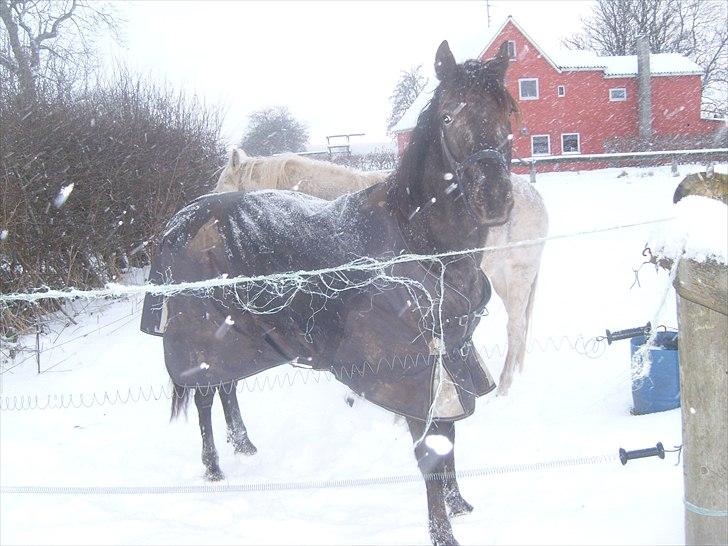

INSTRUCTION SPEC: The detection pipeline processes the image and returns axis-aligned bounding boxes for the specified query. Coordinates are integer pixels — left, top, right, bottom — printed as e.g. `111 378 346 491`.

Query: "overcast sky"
103 1 595 149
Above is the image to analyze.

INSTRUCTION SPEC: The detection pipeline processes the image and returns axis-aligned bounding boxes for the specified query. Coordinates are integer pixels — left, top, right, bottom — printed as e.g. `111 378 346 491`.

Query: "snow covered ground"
2 163 722 545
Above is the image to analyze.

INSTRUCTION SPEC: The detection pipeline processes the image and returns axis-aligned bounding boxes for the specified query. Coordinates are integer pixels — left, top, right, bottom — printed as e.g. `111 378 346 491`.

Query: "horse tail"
170 383 192 421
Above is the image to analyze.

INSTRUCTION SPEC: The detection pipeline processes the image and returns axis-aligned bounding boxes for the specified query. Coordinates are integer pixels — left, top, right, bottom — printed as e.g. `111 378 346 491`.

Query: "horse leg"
517 272 540 373
194 385 224 481
218 381 257 456
494 266 532 396
439 422 473 518
407 418 458 546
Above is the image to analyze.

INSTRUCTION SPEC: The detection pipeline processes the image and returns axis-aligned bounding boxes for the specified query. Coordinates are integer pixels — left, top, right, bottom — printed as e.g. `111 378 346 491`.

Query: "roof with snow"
391 16 704 133
550 50 703 77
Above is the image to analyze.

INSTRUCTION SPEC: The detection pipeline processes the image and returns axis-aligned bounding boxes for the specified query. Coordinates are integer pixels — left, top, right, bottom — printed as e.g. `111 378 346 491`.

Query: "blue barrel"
630 331 680 415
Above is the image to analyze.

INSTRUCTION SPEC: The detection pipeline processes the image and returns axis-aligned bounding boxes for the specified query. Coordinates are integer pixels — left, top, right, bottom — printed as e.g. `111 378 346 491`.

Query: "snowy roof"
392 16 704 133
551 50 704 77
391 81 438 135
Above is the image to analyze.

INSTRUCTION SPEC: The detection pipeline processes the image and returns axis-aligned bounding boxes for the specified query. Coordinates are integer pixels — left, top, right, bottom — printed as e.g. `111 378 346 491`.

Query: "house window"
561 133 580 154
609 88 627 101
531 135 550 156
507 41 517 60
557 85 565 97
519 78 539 100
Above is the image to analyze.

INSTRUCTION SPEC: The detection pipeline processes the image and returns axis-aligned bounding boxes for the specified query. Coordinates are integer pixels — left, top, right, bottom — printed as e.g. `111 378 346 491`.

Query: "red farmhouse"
392 17 724 171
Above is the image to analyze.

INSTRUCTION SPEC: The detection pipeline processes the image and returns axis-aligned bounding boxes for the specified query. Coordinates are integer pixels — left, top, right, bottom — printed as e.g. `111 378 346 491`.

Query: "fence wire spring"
1 330 616 412
0 452 620 496
478 334 607 361
0 384 173 411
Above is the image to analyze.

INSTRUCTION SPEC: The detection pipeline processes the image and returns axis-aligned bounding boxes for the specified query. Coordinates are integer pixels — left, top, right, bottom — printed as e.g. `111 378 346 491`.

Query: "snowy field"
1 163 720 546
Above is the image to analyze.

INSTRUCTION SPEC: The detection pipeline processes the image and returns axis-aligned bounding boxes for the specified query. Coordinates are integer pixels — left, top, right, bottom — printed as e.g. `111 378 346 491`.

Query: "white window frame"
531 134 550 156
561 133 581 155
609 87 627 101
507 40 517 60
557 85 566 97
519 78 539 100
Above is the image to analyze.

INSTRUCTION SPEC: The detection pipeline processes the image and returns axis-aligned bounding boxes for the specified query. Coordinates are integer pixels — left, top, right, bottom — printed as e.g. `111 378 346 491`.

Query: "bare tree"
563 0 727 116
240 106 309 156
0 0 119 103
387 65 428 132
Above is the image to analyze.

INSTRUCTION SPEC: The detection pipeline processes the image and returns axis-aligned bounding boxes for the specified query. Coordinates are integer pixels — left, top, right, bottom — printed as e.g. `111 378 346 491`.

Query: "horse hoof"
447 496 474 518
204 467 225 481
497 383 510 396
234 439 258 456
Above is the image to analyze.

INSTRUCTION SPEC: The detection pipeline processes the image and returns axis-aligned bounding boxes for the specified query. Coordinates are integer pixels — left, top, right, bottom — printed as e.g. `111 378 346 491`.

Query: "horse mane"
460 60 520 122
214 150 387 198
395 92 439 203
238 155 290 189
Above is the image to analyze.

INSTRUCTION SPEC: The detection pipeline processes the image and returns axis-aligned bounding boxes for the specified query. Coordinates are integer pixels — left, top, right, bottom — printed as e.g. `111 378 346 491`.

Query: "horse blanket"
140 186 496 421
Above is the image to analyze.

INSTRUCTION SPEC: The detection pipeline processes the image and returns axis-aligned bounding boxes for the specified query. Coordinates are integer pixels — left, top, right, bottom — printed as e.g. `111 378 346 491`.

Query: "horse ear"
486 42 511 81
229 148 241 168
435 40 457 82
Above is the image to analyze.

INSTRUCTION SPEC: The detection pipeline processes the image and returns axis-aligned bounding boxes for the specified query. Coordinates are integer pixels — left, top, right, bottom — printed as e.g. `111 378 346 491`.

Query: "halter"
439 124 510 220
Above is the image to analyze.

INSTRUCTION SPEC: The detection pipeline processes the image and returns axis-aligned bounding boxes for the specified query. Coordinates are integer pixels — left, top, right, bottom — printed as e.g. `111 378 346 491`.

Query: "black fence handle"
619 442 665 465
605 322 652 345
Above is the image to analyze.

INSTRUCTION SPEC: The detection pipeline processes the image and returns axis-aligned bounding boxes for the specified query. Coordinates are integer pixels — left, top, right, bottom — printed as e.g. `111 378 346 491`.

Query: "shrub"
0 71 226 335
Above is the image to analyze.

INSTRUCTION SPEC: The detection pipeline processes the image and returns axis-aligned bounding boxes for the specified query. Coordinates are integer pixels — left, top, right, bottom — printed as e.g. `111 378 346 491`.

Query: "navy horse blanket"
141 186 495 421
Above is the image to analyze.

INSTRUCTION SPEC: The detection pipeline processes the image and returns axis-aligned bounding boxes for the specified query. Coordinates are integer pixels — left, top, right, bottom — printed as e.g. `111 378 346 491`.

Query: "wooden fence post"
674 258 728 545
35 316 41 375
529 160 536 184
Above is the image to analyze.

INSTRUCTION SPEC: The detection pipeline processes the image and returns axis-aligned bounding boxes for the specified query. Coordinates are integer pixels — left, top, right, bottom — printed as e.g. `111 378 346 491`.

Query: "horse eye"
442 114 453 125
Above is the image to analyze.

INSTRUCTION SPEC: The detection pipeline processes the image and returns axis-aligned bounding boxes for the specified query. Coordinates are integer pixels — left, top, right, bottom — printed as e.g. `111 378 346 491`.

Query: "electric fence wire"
0 452 620 496
0 217 675 306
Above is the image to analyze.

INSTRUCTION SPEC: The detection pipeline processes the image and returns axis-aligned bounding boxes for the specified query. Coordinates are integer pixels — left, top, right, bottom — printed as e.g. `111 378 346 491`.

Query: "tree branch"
33 0 77 44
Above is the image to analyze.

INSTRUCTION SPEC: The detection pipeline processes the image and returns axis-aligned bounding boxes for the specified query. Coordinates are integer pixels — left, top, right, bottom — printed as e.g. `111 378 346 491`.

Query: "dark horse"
141 41 517 545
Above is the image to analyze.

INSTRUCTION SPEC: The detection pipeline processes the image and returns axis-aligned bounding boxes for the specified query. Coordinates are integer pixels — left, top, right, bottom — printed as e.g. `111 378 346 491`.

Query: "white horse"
216 149 548 394
215 149 387 199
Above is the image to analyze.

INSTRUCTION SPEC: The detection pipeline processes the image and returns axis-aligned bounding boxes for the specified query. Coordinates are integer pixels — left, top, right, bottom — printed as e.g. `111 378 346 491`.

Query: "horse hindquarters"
407 419 465 546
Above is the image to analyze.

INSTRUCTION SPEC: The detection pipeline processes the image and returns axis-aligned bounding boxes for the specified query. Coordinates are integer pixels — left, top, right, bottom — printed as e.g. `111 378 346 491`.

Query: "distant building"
392 16 725 171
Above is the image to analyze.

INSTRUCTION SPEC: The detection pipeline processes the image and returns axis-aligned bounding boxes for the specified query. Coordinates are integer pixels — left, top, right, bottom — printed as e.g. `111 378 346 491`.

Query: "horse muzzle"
471 173 514 226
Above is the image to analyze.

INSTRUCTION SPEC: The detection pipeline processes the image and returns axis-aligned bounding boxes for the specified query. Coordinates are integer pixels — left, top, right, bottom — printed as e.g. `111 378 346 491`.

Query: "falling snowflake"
425 434 453 455
52 183 74 208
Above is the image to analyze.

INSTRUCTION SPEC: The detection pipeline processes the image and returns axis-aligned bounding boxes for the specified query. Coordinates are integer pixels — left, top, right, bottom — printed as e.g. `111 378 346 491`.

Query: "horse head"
427 40 517 227
215 148 251 192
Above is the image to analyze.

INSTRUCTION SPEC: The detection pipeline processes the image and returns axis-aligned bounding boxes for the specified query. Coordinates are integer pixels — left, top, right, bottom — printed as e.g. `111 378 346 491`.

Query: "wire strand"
0 452 619 495
0 217 674 305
